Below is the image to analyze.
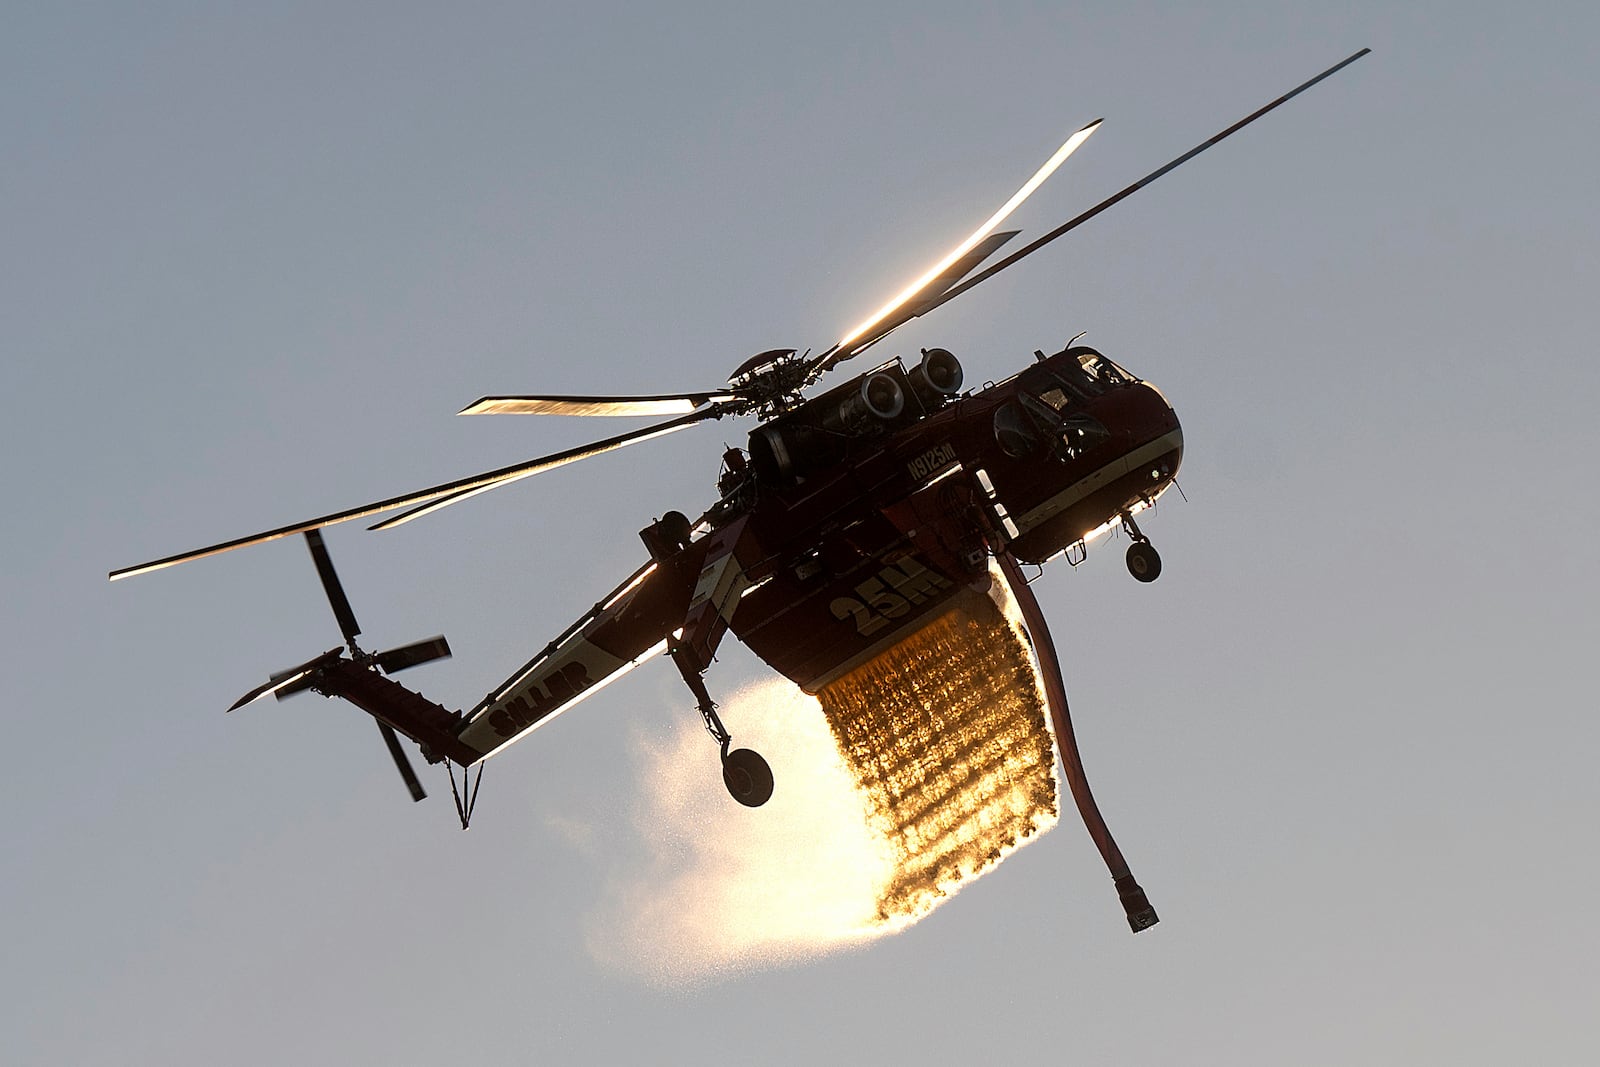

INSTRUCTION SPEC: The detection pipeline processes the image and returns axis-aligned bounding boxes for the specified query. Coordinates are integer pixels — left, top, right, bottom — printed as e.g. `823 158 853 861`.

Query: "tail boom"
311 659 480 767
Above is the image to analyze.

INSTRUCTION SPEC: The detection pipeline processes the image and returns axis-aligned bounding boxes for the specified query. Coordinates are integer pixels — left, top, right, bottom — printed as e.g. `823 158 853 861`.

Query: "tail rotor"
228 529 451 802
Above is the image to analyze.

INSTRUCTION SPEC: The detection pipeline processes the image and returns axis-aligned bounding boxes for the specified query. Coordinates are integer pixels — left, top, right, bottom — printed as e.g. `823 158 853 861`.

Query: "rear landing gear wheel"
722 748 774 807
1126 540 1162 583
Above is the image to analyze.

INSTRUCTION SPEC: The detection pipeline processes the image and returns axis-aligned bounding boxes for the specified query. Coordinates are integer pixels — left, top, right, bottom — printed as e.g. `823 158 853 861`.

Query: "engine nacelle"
907 347 964 408
823 372 906 434
748 365 914 485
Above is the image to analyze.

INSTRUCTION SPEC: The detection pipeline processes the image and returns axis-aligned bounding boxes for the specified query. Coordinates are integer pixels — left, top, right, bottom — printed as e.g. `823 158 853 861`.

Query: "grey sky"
6 3 1598 1064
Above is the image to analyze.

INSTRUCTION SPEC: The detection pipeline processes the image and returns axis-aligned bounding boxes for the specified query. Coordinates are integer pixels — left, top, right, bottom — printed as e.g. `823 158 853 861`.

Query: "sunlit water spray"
817 596 1060 921
585 573 1059 984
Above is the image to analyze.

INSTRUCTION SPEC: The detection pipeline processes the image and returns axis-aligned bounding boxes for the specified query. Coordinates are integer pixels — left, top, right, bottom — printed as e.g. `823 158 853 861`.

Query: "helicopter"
111 49 1368 932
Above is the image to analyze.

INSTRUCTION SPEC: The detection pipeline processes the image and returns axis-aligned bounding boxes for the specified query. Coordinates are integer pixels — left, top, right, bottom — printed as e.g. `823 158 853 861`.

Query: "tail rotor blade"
270 667 319 702
305 530 361 647
377 721 427 802
228 675 291 713
375 635 452 674
227 647 344 711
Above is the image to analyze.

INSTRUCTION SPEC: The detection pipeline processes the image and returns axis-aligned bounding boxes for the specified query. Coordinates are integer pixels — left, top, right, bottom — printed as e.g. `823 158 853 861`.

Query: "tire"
722 748 774 807
1126 540 1162 583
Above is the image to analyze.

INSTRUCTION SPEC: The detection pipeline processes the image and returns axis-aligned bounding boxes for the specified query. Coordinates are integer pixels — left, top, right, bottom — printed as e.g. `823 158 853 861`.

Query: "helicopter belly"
732 533 989 694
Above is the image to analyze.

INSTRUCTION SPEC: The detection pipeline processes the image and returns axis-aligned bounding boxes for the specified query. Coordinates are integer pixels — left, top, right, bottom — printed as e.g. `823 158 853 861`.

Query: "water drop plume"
585 574 1060 984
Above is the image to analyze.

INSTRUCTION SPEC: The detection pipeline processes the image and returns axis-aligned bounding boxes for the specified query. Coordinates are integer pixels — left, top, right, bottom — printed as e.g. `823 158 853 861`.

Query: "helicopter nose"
1149 385 1183 482
1125 380 1183 492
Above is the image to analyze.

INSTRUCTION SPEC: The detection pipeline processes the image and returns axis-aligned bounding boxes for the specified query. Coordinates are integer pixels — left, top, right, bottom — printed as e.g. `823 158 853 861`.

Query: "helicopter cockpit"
1031 346 1136 402
994 346 1127 460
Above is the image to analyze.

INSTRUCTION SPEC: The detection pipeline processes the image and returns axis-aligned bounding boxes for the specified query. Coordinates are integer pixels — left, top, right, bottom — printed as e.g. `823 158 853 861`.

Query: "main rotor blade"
460 392 736 417
815 229 1019 372
915 48 1372 321
367 405 722 531
824 117 1102 371
305 529 361 648
110 405 730 581
377 721 427 802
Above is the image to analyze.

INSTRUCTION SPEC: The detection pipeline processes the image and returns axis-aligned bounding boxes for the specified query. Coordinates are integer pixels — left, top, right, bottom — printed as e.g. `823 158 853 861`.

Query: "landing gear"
1121 512 1162 583
722 747 774 807
1125 540 1161 583
669 638 775 808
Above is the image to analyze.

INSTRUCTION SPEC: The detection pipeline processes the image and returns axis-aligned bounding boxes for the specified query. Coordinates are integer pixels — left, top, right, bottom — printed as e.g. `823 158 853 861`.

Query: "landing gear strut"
669 639 774 807
1121 512 1162 583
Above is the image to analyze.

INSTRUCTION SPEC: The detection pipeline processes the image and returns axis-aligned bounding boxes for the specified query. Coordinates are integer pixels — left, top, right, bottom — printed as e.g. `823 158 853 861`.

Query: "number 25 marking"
830 577 911 635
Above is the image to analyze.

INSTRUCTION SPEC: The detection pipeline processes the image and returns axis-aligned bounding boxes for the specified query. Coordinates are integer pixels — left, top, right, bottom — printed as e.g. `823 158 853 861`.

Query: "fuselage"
457 342 1183 759
726 344 1182 689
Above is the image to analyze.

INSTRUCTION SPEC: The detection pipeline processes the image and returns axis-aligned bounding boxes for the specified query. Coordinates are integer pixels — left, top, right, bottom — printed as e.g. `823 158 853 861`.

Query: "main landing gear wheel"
1126 540 1162 583
722 748 774 807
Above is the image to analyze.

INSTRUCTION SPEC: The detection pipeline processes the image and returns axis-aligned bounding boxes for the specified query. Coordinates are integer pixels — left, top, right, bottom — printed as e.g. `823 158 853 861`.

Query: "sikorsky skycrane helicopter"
112 50 1368 931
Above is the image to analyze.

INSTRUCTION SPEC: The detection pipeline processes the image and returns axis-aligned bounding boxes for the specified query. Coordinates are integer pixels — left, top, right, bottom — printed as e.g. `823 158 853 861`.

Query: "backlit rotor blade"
109 404 729 581
305 529 361 648
917 48 1372 321
368 406 720 531
832 118 1102 358
810 229 1019 378
897 229 1020 318
378 721 427 802
460 392 736 417
113 495 465 582
374 635 452 674
227 648 344 711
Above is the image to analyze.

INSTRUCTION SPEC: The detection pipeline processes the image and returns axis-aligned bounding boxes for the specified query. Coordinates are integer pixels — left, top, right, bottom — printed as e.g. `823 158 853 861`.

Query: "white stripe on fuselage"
1014 429 1183 534
459 637 668 761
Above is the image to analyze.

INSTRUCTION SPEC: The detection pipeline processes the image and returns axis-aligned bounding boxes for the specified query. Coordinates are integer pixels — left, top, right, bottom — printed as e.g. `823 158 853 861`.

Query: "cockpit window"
1076 350 1131 387
1018 364 1080 405
1036 386 1072 412
1015 349 1135 412
1002 351 1127 462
